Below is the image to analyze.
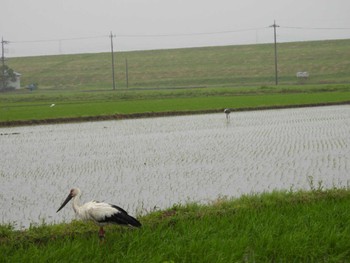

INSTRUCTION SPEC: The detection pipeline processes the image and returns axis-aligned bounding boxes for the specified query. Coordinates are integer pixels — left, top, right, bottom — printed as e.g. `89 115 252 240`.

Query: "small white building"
6 71 21 89
296 71 309 79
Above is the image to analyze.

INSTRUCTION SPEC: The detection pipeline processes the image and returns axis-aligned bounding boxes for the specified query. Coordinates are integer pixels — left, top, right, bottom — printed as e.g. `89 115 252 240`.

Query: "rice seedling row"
0 105 349 229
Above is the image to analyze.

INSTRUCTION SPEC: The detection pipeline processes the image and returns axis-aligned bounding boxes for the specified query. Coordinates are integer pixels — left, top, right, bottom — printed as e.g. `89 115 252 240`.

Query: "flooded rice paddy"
1 105 350 229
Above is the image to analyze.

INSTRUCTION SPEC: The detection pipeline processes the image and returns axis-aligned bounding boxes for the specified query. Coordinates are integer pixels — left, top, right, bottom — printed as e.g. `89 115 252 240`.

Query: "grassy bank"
1 84 350 125
6 39 350 89
1 189 350 262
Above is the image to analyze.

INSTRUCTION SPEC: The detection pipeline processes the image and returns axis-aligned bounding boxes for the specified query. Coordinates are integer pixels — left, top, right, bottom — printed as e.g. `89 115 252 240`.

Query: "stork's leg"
98 227 105 240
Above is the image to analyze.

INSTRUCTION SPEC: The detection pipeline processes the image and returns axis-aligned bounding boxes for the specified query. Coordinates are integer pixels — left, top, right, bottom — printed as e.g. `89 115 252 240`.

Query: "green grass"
1 85 350 123
1 189 350 262
5 39 350 90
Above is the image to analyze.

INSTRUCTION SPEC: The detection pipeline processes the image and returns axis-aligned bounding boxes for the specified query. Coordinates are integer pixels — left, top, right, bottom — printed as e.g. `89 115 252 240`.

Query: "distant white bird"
224 108 232 120
50 104 55 107
56 188 141 239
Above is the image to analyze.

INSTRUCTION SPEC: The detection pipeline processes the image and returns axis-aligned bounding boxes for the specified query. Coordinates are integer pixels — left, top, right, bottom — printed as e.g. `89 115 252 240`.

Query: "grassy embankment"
6 39 350 89
1 189 350 262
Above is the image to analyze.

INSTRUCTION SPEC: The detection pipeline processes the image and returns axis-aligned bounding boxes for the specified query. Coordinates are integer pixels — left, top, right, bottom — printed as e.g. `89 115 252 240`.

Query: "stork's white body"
72 199 121 226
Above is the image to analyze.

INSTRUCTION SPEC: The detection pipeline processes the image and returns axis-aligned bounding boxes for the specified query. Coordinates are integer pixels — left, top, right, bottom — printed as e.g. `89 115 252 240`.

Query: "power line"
10 35 108 44
281 26 350 30
7 27 269 44
116 27 269 38
6 24 349 44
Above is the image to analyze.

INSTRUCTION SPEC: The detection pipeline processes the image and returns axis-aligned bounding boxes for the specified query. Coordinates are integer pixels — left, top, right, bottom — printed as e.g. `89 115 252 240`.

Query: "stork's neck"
72 192 82 213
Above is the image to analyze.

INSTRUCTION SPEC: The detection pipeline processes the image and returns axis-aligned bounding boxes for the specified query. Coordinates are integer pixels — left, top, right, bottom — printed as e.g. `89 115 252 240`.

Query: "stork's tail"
127 215 142 228
110 205 142 227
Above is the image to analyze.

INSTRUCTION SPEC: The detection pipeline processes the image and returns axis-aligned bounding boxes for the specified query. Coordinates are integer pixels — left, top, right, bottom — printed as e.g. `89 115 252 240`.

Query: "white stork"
56 188 141 239
224 108 232 120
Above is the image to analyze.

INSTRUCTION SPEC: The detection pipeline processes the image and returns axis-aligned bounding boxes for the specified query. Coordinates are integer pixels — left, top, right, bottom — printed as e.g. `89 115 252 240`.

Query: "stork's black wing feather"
99 204 141 227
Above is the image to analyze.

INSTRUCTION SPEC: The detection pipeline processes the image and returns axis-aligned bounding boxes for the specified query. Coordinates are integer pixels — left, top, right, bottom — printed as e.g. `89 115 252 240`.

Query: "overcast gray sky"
2 0 350 57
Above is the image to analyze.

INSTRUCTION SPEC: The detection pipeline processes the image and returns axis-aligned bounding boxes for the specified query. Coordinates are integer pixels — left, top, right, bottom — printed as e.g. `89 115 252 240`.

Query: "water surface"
1 105 349 229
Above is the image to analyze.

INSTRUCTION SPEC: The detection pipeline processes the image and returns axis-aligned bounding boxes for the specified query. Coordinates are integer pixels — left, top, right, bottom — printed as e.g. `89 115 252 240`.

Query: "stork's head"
56 188 81 213
70 188 81 197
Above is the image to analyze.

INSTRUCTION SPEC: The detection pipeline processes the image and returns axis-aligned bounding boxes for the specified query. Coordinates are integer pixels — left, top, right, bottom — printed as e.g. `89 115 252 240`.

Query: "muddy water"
1 105 349 229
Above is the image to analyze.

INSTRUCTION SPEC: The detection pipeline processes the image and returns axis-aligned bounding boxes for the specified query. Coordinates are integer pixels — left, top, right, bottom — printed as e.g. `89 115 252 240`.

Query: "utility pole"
270 20 279 85
110 31 116 90
125 58 129 89
1 37 9 90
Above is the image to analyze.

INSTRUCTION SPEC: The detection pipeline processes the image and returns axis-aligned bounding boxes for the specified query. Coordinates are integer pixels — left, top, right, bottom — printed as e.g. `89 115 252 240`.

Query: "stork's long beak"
56 193 73 213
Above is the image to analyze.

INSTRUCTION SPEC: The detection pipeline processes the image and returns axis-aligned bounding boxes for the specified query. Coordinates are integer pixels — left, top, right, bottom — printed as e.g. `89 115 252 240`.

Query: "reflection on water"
1 105 350 229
